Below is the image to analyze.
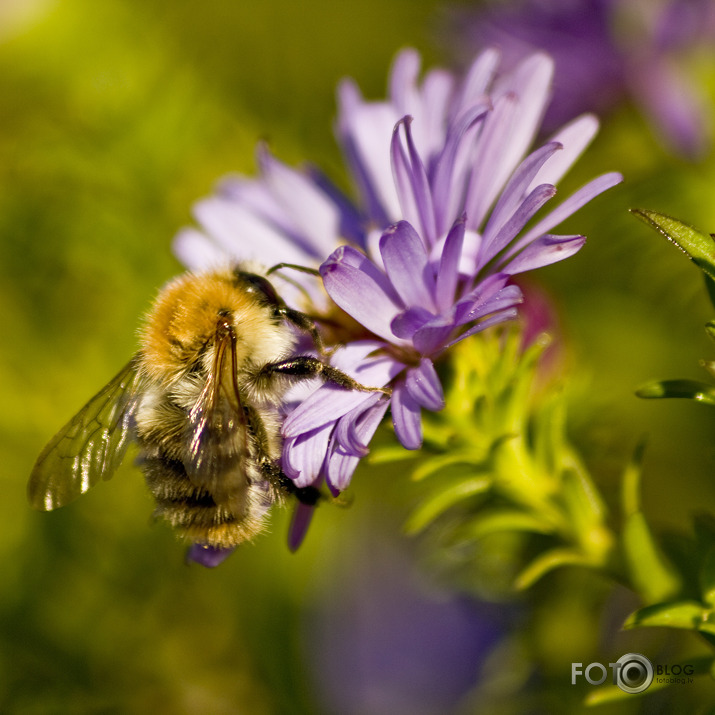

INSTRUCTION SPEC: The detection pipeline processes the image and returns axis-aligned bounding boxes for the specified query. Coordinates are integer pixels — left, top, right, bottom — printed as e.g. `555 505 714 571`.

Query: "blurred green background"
4 0 715 712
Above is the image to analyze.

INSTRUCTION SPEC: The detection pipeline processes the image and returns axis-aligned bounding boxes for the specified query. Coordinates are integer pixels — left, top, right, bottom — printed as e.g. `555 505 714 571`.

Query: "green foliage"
630 209 715 286
398 327 616 592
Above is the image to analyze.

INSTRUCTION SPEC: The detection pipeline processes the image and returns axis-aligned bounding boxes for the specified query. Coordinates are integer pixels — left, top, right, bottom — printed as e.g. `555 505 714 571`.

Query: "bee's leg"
276 471 322 506
256 457 322 506
278 307 326 354
242 402 323 507
257 356 391 395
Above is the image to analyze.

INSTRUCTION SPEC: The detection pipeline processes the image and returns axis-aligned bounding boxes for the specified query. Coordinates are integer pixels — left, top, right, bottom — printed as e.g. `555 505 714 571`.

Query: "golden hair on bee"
28 264 383 555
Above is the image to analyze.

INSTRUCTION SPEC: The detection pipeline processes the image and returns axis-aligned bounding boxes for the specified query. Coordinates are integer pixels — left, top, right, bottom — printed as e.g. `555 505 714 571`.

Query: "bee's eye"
234 271 281 308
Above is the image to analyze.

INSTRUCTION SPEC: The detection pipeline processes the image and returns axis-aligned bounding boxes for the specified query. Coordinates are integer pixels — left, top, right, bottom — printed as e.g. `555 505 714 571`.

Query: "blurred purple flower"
306 536 509 715
186 543 236 568
446 0 715 158
174 48 621 552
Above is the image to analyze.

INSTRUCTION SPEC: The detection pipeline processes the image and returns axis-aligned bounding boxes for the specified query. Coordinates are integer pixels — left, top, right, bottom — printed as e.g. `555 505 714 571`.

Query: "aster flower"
281 51 620 503
175 48 621 557
445 0 715 158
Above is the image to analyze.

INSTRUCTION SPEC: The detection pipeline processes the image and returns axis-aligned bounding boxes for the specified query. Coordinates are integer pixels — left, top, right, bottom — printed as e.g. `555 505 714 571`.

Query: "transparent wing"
28 357 145 511
185 324 252 501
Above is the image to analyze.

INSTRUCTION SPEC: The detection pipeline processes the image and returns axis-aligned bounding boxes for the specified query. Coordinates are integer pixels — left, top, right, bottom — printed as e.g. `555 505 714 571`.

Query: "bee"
28 265 380 550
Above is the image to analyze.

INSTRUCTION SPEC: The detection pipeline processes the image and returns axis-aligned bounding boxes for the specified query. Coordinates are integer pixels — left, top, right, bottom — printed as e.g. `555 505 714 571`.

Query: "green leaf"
636 379 715 405
410 452 486 482
514 548 591 590
624 600 705 630
584 680 668 705
455 509 556 540
562 465 608 529
705 274 715 312
622 511 680 603
700 546 715 607
631 209 715 280
404 476 492 534
368 446 416 464
621 440 647 518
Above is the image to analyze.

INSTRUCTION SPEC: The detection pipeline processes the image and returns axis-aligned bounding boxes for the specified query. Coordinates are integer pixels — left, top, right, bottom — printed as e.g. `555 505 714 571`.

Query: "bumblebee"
28 265 377 549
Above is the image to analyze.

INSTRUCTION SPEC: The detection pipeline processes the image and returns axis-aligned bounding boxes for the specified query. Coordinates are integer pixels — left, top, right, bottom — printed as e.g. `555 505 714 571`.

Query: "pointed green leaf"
621 440 647 518
624 600 704 630
411 453 484 482
622 511 680 603
514 548 591 590
704 274 715 312
404 476 492 534
631 209 715 280
636 379 715 405
456 509 556 541
562 465 608 529
369 445 417 464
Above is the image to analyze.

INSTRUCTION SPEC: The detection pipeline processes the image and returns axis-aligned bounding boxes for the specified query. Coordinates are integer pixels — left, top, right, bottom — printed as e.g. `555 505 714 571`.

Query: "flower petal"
326 396 391 492
478 183 557 272
412 323 457 356
435 216 466 313
445 307 520 348
173 228 225 271
283 347 403 437
405 359 445 411
321 245 404 342
391 380 423 449
379 220 437 311
454 47 501 112
337 80 399 223
518 172 623 246
431 105 490 234
186 544 237 568
532 114 599 188
282 424 332 488
482 141 562 246
391 118 437 246
193 196 312 267
391 306 434 339
288 503 316 552
258 148 345 258
504 234 586 274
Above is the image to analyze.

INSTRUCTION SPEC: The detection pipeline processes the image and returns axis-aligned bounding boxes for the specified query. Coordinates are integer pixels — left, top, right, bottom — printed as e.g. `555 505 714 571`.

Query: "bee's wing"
28 356 145 511
185 325 253 500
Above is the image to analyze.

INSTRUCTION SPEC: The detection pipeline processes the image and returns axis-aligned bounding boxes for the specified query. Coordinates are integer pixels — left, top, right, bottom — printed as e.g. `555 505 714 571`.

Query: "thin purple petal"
435 216 466 313
282 424 332 487
503 234 587 274
321 246 404 342
186 544 237 568
391 306 434 340
518 172 623 246
445 307 520 349
405 359 445 412
391 380 423 450
380 220 437 311
288 502 316 552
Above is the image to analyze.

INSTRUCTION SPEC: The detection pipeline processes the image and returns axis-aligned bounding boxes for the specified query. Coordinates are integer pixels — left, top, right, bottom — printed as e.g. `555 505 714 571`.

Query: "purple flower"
173 48 621 551
281 50 620 499
446 0 715 158
186 544 236 568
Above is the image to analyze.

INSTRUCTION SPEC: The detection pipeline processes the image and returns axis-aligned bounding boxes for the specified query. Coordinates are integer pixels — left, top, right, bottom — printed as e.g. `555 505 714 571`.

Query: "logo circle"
615 653 653 694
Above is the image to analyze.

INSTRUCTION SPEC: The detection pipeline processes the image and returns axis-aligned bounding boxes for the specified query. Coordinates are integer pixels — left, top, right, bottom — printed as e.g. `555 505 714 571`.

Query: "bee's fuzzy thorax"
139 269 296 383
